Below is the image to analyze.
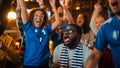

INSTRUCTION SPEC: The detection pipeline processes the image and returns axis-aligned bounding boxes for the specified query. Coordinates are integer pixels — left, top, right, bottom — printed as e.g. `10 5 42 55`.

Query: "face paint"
33 18 37 21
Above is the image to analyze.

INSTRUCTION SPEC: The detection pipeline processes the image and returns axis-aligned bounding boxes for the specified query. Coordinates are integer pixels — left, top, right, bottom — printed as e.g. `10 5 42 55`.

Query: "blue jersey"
23 21 53 66
94 16 120 68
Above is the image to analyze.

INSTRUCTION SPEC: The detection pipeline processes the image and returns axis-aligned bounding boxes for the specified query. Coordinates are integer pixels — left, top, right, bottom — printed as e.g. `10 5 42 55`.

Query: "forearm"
52 6 61 30
90 10 99 35
86 53 98 68
63 6 74 24
17 0 28 24
86 48 101 68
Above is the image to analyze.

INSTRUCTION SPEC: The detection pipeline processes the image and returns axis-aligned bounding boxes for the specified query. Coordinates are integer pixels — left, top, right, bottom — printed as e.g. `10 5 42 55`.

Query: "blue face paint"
33 18 37 21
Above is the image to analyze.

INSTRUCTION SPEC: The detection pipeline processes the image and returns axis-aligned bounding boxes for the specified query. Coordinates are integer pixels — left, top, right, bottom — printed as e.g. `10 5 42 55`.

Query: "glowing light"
7 11 16 20
15 42 20 46
76 6 80 10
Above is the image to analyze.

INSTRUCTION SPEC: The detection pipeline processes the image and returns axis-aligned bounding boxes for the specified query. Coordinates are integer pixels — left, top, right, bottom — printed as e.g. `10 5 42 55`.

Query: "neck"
68 42 79 49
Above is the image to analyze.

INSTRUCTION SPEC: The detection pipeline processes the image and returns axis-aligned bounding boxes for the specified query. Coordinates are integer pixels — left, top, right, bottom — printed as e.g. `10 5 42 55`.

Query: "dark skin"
52 24 82 68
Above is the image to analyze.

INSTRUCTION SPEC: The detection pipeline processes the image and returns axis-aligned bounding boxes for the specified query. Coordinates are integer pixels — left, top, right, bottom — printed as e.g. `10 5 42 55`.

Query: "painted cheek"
33 18 37 21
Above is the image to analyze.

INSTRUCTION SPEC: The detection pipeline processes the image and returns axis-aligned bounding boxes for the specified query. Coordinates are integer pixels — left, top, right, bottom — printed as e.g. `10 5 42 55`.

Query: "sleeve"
94 25 108 52
53 44 62 63
23 20 32 32
46 24 54 34
90 21 97 35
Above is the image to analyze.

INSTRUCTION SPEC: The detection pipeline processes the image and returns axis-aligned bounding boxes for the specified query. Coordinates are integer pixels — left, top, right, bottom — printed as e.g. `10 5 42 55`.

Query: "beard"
64 37 78 47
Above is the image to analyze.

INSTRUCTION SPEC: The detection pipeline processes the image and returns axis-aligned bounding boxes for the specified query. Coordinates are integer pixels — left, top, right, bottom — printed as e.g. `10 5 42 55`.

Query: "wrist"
39 4 45 9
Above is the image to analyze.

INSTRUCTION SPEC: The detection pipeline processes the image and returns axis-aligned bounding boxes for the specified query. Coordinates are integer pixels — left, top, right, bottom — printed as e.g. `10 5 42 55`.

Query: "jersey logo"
35 29 38 32
113 30 119 40
42 29 46 35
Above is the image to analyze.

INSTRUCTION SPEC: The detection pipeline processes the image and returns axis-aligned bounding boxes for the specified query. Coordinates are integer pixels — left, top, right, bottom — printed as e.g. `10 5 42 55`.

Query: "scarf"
60 44 83 68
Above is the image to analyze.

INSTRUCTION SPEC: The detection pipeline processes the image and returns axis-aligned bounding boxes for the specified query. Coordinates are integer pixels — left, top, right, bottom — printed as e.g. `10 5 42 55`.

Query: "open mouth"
64 36 70 42
36 21 42 25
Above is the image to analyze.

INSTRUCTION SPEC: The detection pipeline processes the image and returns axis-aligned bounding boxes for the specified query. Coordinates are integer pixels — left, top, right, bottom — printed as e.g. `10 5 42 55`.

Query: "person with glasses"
17 0 61 68
86 0 120 68
52 24 92 68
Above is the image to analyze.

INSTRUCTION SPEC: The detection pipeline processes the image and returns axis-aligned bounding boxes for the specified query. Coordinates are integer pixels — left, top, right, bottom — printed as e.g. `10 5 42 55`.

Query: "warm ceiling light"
24 0 29 2
76 6 80 10
7 11 16 20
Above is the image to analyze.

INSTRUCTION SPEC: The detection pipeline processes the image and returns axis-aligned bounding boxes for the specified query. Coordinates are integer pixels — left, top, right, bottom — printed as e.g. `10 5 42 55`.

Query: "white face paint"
113 30 119 40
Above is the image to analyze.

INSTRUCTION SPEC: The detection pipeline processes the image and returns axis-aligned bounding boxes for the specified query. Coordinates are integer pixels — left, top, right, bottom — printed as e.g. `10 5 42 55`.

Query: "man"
86 0 120 68
52 24 92 68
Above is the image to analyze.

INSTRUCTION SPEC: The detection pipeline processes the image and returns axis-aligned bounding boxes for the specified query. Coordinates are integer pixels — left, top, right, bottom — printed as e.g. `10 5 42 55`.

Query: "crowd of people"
0 0 120 68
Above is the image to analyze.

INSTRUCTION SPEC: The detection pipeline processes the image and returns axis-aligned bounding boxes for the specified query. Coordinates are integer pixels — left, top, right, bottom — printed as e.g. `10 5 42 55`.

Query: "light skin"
95 16 105 29
18 0 61 30
60 0 74 24
86 0 120 68
90 3 103 35
76 14 84 28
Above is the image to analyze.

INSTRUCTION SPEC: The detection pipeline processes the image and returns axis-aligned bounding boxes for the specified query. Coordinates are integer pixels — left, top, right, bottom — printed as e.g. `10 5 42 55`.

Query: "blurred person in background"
86 0 120 68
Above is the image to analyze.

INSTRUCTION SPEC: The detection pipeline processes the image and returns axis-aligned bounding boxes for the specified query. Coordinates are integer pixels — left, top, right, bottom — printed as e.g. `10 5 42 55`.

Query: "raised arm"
90 3 102 35
36 0 45 9
17 0 28 24
60 0 74 24
49 0 61 30
85 48 102 68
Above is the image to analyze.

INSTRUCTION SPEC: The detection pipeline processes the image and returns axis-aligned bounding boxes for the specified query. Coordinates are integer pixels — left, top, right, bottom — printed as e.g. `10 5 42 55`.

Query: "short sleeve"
94 25 108 52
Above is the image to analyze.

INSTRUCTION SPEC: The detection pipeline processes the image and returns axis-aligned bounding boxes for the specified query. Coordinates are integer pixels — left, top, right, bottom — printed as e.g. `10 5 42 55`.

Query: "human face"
62 25 78 47
76 14 84 28
109 0 120 15
33 10 44 27
95 16 105 29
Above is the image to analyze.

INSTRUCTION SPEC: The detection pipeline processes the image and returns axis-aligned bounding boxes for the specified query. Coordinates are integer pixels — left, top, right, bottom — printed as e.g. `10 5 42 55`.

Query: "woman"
76 12 95 50
18 0 61 68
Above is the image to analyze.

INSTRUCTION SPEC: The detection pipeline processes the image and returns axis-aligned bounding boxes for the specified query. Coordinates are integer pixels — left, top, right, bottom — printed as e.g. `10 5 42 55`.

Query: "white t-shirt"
53 43 92 67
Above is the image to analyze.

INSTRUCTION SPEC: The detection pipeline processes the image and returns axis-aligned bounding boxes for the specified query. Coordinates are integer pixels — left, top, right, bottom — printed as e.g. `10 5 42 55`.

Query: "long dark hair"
78 13 90 34
28 8 48 28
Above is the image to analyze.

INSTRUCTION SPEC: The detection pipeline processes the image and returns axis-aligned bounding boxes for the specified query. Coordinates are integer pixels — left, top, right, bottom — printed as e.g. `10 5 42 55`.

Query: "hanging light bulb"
7 0 16 20
7 10 16 20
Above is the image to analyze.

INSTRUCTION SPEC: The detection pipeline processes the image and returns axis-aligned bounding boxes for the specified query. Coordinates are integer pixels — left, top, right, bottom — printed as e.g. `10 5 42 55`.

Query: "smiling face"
62 25 81 47
95 16 105 29
33 10 44 27
76 14 84 28
109 0 120 15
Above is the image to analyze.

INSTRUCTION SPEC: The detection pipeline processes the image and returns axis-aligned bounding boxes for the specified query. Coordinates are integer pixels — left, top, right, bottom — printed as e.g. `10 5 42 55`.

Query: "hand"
36 0 44 4
94 3 103 13
59 0 65 7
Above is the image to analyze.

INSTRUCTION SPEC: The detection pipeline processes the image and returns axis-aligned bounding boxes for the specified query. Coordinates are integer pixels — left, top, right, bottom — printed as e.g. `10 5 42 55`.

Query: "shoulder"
54 43 64 51
101 17 114 28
